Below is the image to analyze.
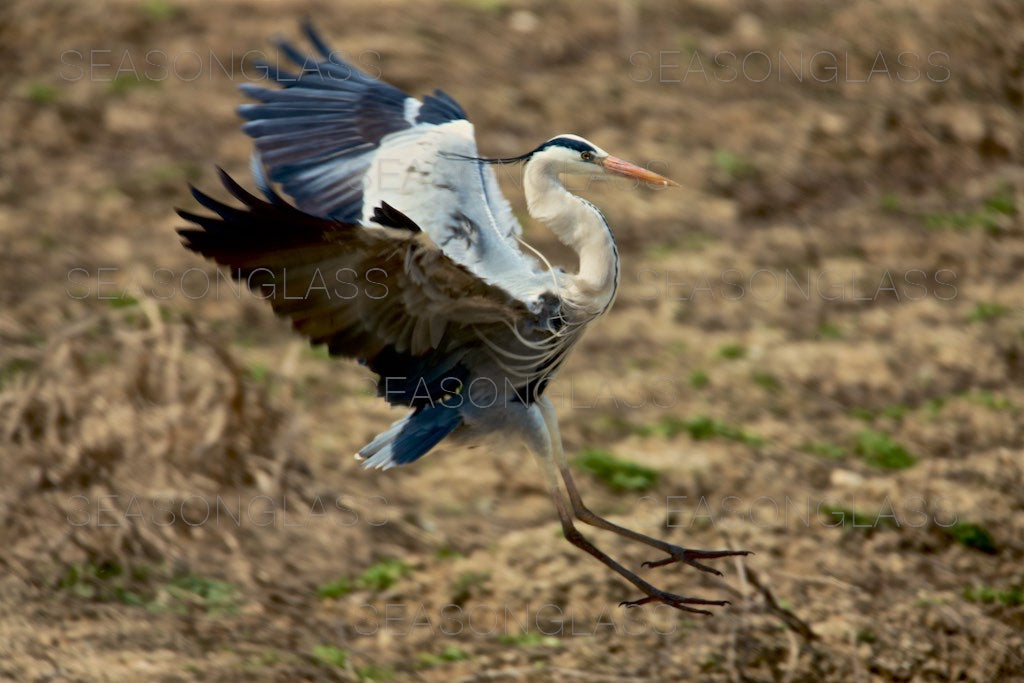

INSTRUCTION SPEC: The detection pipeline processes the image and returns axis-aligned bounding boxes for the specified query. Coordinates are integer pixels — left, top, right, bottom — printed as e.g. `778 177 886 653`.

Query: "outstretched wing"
177 170 539 379
178 173 572 468
239 20 544 302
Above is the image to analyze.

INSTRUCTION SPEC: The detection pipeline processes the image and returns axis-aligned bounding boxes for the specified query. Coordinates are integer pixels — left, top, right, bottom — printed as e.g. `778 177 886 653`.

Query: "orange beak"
601 156 678 187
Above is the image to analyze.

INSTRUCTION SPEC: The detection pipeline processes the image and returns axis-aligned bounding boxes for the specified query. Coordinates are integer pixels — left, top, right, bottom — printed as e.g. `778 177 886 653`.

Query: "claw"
619 592 730 616
642 548 752 574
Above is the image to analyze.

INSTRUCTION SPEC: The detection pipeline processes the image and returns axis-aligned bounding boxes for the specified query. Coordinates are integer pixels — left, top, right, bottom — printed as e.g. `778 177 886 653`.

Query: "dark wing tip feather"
301 18 334 59
187 183 226 214
185 178 255 225
244 60 299 87
215 166 263 207
371 202 422 233
184 168 327 226
271 35 312 70
174 208 220 230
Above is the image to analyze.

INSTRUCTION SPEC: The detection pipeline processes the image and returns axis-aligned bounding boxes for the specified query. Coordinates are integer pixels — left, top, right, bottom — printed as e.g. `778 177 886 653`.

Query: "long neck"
524 159 620 314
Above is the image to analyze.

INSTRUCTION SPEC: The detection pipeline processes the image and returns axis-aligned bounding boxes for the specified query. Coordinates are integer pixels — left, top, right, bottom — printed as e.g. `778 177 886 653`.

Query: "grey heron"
178 22 749 614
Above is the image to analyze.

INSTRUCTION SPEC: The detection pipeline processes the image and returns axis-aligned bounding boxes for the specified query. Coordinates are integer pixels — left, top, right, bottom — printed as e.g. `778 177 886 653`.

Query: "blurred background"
1 0 1023 680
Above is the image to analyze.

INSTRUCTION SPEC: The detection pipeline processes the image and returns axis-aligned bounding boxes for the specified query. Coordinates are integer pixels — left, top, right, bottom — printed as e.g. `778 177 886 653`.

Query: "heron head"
531 134 678 187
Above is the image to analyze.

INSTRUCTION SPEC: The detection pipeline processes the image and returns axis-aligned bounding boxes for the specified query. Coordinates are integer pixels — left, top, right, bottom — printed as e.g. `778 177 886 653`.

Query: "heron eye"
580 151 593 161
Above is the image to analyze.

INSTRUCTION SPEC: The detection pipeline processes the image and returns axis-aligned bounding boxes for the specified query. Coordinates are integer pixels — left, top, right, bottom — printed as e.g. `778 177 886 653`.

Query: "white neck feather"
524 158 619 314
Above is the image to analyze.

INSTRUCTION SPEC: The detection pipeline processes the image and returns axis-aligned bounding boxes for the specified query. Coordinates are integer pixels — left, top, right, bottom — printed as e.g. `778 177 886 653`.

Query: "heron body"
179 21 747 613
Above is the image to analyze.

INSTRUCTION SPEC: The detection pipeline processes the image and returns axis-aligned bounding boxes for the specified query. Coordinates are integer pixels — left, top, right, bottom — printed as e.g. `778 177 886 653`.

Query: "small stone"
830 468 864 487
509 10 538 34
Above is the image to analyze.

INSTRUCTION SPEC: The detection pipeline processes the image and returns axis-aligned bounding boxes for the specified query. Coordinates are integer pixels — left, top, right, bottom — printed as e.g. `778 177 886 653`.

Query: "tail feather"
358 404 462 470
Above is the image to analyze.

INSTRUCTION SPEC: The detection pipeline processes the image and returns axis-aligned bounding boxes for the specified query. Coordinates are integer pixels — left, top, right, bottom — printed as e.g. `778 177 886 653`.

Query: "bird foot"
619 591 731 616
641 547 752 576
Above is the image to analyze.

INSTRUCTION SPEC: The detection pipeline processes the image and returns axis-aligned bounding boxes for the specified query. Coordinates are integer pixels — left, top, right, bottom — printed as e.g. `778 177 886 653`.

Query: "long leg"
522 406 727 615
536 397 750 573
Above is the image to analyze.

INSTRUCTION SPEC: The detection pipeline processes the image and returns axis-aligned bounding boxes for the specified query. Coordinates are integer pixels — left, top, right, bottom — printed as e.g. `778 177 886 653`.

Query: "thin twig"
744 566 818 642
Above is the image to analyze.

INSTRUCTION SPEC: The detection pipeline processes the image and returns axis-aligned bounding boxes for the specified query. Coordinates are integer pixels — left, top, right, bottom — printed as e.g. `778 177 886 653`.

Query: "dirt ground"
2 0 1023 680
